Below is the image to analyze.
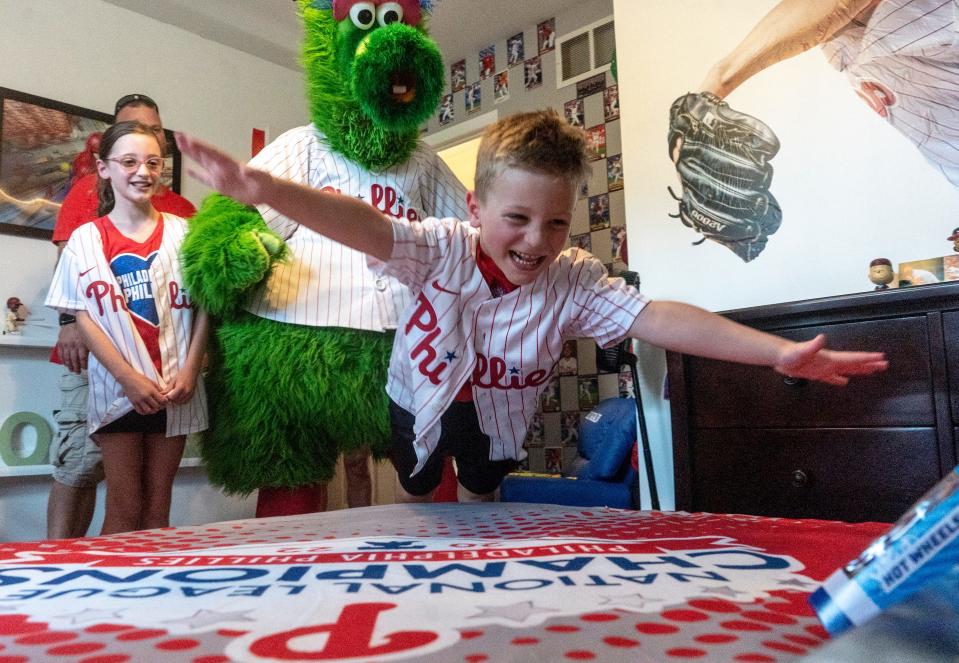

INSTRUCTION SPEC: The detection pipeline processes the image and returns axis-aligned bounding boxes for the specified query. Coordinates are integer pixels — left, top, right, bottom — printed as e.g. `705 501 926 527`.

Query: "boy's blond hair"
474 109 590 202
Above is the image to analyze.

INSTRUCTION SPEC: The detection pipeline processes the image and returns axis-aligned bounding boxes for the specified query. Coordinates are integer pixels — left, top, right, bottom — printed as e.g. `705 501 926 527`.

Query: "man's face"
468 167 577 286
115 103 166 154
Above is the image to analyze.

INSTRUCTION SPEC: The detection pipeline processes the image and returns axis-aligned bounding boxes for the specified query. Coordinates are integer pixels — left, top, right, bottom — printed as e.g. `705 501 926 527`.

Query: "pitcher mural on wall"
667 0 959 262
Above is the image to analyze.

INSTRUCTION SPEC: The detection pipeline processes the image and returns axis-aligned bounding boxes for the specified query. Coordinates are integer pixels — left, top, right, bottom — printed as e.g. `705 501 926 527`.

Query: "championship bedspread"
0 503 889 662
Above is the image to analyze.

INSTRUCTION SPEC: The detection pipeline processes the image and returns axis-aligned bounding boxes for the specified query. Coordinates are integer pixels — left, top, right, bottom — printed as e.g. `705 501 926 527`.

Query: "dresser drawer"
689 428 941 522
686 317 934 428
943 312 959 423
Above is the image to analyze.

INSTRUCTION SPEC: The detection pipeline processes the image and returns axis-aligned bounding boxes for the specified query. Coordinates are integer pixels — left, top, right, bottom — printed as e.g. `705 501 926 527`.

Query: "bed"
0 503 890 662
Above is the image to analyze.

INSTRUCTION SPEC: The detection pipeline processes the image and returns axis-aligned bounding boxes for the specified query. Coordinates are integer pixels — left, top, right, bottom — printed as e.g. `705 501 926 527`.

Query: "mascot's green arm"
181 193 288 318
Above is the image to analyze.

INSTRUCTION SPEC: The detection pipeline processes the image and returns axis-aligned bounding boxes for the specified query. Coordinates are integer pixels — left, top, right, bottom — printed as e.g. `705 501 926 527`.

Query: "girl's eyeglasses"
104 156 165 173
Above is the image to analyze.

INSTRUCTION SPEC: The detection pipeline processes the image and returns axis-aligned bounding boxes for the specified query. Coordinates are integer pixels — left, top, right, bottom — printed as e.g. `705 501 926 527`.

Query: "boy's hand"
774 334 888 386
175 133 272 206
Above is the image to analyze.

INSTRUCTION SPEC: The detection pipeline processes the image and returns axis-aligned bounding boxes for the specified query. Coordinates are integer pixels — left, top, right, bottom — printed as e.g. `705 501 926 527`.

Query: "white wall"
0 0 309 541
614 0 959 508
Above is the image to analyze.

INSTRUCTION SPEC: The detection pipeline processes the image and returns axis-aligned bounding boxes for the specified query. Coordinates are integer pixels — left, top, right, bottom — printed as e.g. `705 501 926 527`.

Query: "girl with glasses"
47 121 209 534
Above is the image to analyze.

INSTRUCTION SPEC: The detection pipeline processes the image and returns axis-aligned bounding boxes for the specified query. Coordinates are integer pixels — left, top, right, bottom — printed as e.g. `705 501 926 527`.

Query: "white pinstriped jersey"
46 214 208 436
373 217 650 475
245 124 468 330
822 0 959 185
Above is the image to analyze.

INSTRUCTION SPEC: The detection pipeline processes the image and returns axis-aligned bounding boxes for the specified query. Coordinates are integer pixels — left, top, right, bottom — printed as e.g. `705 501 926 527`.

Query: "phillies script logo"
85 280 191 317
406 293 549 389
405 293 448 384
321 183 420 222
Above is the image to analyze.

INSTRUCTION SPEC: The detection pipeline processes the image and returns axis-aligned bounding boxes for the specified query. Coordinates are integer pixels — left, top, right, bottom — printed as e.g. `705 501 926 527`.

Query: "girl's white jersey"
46 214 208 436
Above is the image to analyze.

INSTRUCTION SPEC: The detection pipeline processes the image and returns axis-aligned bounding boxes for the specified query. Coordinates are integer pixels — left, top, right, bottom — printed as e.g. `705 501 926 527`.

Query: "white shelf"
0 333 56 348
0 464 54 477
0 457 204 479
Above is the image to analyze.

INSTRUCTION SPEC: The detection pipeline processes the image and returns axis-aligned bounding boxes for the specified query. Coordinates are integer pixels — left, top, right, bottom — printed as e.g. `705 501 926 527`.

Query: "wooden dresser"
666 281 959 523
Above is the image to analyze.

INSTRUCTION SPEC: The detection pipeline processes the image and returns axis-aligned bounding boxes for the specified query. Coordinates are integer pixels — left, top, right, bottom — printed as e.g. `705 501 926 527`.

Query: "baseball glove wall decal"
668 92 782 262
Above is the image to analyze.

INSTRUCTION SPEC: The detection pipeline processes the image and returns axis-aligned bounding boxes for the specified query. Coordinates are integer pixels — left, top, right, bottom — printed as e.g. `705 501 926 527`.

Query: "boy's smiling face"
468 167 578 286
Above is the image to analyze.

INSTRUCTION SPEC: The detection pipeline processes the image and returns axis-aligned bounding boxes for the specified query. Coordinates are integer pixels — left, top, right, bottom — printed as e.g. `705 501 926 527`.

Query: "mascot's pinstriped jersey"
180 0 467 497
245 124 466 330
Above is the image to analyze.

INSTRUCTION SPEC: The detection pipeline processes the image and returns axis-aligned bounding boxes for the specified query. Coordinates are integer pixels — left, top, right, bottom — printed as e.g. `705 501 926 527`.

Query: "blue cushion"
575 397 636 481
500 475 634 509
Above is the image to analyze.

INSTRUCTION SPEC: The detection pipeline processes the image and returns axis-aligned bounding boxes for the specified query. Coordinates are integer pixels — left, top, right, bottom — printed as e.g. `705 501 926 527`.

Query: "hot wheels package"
810 466 959 635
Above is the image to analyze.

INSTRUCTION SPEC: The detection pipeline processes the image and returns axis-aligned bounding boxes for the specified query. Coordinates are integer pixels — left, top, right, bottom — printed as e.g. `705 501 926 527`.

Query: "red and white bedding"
0 503 887 662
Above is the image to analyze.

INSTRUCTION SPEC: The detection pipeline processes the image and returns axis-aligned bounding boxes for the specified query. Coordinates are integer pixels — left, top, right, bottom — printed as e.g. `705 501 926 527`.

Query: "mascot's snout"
351 21 443 132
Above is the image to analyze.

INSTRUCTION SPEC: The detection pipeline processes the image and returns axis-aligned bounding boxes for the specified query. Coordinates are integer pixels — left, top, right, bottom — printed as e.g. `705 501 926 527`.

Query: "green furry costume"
181 0 457 496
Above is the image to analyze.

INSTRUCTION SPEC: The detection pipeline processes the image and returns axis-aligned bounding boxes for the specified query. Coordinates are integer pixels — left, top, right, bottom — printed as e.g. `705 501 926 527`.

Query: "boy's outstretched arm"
629 301 888 386
174 133 394 262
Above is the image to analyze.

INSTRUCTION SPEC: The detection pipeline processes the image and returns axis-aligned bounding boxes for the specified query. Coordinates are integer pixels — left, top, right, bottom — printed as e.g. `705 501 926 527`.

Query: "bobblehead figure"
180 0 467 516
868 258 894 290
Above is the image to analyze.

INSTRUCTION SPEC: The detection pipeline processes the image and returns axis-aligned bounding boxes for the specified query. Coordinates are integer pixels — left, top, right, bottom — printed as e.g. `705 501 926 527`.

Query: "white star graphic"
469 601 559 623
597 593 664 612
162 609 256 629
53 607 126 624
700 585 747 598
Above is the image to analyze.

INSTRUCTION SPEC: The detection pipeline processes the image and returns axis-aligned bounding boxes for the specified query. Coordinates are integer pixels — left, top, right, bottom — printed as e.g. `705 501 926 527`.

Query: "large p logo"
249 602 437 659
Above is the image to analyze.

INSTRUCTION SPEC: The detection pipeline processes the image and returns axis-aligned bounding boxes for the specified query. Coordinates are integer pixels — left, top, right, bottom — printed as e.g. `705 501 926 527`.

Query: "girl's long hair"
96 121 161 218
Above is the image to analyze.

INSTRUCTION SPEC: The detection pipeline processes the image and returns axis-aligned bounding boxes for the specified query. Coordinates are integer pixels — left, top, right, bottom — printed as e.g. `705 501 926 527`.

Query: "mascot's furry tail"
201 312 394 495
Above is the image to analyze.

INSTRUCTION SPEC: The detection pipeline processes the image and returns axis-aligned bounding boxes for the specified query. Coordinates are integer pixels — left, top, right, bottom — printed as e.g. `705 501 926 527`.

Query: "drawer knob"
783 376 808 387
790 469 809 488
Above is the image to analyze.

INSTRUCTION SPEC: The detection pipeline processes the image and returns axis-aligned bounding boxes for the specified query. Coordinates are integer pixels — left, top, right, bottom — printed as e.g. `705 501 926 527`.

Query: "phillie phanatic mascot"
181 0 467 516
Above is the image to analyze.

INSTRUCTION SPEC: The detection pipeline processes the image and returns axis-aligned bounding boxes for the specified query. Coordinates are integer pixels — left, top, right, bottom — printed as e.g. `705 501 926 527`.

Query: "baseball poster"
617 0 959 310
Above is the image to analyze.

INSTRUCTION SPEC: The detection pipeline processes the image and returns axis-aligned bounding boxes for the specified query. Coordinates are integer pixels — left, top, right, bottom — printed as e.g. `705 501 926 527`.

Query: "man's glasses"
104 156 165 173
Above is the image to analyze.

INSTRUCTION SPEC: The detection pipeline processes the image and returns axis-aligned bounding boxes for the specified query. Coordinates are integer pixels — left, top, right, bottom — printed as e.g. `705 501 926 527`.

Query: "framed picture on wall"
494 70 510 103
604 85 620 122
465 82 481 115
585 124 607 161
507 32 525 67
607 154 624 191
564 98 584 128
438 93 454 125
479 45 496 80
451 59 467 92
0 87 183 241
524 56 544 90
0 87 111 240
537 18 556 55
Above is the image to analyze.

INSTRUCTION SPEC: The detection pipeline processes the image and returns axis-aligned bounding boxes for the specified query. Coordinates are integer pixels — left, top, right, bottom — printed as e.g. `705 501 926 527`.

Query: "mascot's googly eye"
349 2 377 29
377 2 403 26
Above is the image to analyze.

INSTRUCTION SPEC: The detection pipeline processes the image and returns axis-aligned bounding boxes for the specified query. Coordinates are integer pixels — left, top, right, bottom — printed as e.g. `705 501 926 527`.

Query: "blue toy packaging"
810 465 959 635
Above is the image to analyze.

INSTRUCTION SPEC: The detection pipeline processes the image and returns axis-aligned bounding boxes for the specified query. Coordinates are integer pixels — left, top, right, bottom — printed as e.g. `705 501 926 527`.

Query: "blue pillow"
576 397 636 481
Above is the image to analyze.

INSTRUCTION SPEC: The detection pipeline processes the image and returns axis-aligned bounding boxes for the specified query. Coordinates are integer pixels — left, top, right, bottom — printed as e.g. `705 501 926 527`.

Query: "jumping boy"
175 110 888 504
